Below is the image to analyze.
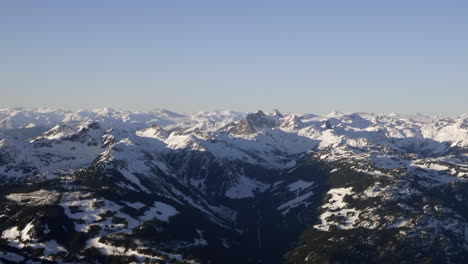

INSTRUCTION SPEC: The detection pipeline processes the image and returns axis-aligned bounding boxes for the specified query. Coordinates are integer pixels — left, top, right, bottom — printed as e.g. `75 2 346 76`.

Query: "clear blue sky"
1 1 467 115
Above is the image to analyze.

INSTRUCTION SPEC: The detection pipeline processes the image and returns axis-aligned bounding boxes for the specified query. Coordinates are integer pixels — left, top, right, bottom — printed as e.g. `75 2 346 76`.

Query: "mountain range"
0 107 467 263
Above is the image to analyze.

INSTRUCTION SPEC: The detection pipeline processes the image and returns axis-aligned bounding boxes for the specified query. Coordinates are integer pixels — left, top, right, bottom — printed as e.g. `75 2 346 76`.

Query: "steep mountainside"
0 108 467 263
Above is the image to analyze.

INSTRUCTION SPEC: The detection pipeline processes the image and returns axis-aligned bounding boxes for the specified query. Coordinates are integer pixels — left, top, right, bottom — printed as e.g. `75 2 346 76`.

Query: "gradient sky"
1 1 467 116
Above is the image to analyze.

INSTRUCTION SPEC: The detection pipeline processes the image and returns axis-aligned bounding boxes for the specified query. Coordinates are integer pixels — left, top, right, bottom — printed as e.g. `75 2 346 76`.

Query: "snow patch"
140 201 179 222
287 180 314 192
314 187 360 231
225 174 270 199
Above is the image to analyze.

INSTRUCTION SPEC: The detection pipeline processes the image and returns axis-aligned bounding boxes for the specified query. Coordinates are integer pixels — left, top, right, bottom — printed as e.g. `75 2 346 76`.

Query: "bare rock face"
228 110 279 135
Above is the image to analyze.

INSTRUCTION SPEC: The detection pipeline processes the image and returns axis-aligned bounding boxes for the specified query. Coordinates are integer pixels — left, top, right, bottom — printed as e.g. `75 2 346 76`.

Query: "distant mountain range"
0 107 467 263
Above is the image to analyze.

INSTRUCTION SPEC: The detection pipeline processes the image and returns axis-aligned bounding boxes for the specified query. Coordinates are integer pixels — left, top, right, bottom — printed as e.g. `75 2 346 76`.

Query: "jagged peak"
270 109 284 118
236 110 277 134
280 115 304 130
40 123 76 140
48 123 73 132
78 120 101 131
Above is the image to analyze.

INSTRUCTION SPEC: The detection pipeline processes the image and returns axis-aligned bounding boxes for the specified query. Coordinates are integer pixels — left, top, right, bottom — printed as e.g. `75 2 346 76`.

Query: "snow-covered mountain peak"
226 110 281 135
136 124 170 140
40 124 76 140
280 115 304 130
270 109 284 118
327 110 343 117
149 108 186 118
33 107 60 114
91 106 117 116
